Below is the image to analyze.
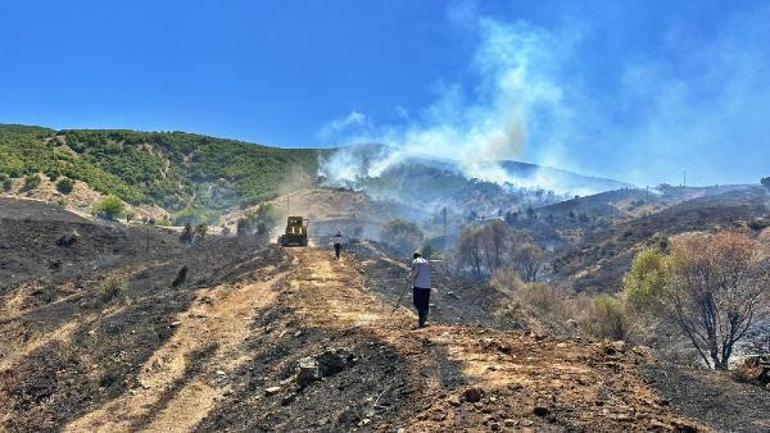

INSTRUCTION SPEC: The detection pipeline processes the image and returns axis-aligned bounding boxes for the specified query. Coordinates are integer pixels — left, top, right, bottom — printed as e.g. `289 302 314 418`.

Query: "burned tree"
625 231 770 370
180 223 195 244
454 222 545 281
515 242 546 282
180 222 209 245
381 218 424 255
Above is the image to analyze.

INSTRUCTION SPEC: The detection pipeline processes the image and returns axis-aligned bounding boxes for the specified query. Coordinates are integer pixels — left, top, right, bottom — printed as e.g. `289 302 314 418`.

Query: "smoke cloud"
318 11 580 192
318 1 770 189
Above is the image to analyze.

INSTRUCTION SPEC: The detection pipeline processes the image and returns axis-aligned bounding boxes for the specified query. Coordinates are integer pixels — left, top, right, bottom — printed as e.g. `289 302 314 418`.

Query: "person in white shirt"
408 251 432 328
332 231 343 259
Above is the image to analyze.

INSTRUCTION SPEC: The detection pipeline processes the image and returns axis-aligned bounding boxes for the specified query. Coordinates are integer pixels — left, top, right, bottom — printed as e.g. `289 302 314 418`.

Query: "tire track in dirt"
63 268 287 433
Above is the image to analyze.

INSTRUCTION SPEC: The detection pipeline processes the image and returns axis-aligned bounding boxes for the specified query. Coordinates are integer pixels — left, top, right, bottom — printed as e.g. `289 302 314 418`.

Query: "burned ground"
1 198 768 432
641 362 770 433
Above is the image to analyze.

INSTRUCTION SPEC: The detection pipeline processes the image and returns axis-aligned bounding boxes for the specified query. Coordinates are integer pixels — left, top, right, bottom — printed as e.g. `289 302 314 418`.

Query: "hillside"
1 198 741 433
498 160 632 195
2 125 637 226
319 143 631 216
549 187 770 292
0 124 325 211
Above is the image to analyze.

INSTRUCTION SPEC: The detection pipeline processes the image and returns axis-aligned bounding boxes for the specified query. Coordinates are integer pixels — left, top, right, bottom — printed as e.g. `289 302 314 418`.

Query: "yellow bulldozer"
279 216 309 247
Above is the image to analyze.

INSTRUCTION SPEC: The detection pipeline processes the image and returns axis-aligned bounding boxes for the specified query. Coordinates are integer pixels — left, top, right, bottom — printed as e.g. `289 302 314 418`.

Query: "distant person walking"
409 251 432 328
333 231 343 259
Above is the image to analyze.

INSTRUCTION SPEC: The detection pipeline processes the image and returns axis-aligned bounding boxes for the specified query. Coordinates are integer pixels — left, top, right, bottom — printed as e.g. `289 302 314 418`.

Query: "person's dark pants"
412 287 431 327
334 243 341 259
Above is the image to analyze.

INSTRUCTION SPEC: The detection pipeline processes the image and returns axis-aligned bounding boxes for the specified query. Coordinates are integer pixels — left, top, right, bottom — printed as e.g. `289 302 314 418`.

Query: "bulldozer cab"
286 216 306 234
280 216 309 246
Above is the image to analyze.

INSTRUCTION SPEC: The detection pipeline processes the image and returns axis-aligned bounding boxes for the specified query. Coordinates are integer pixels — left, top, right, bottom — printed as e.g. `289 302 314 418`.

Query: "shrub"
100 275 128 303
22 173 40 191
94 195 126 220
171 266 188 288
582 295 629 341
46 170 59 181
196 223 208 238
56 178 74 194
761 176 770 190
747 218 769 231
645 234 671 254
0 173 10 192
519 283 569 316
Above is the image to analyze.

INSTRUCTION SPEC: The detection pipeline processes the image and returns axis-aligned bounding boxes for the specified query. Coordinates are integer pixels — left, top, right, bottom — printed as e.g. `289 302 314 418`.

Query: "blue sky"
1 1 768 186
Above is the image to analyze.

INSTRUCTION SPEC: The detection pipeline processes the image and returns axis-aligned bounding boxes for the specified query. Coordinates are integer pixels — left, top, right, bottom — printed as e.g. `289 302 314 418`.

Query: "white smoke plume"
319 1 770 189
317 6 581 192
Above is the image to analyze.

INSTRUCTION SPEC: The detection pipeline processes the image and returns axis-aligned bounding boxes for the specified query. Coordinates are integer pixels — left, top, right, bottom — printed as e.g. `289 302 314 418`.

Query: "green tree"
94 195 127 220
624 232 770 370
623 248 669 315
22 173 40 191
56 178 74 194
762 176 770 190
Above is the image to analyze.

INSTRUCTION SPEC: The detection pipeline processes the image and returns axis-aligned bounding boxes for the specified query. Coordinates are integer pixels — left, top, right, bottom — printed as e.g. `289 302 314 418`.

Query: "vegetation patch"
94 195 127 220
21 173 40 192
56 178 74 194
100 274 128 303
0 124 324 211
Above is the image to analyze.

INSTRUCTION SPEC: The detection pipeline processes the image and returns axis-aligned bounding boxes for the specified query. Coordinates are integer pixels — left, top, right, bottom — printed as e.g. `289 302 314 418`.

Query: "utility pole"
442 207 447 251
683 171 687 188
610 205 614 226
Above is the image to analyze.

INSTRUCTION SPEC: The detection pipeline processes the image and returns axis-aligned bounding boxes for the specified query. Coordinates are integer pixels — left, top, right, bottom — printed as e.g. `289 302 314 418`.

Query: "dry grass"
99 274 128 303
